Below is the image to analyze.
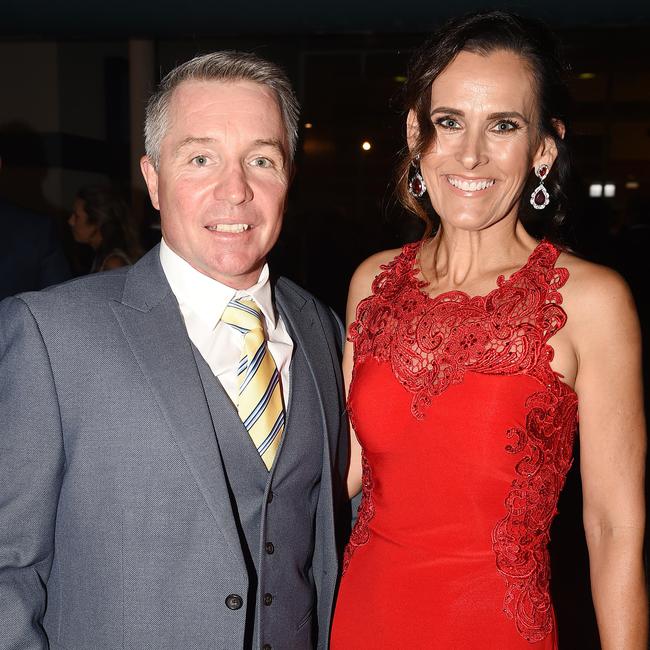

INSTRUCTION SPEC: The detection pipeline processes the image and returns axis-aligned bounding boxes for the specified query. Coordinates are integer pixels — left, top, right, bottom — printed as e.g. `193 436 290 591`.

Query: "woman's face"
68 198 99 245
413 49 556 233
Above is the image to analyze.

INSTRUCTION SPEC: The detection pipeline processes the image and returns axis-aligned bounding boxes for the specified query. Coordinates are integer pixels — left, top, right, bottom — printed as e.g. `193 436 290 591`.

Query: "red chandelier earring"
530 163 550 210
408 155 427 198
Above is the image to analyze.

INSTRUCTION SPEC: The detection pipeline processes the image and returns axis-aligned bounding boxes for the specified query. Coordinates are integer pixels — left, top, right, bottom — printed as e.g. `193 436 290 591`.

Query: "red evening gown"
331 240 578 650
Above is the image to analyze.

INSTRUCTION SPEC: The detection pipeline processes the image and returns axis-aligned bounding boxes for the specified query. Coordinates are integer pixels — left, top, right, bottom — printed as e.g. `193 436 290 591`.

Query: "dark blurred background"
2 1 649 646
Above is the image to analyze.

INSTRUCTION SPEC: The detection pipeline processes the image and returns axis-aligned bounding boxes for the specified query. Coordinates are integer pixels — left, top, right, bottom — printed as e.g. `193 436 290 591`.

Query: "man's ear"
406 109 420 153
140 155 160 211
287 161 296 186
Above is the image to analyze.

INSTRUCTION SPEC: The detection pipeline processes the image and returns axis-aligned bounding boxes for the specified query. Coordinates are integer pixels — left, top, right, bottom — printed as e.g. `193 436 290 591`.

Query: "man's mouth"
206 224 251 233
446 176 496 192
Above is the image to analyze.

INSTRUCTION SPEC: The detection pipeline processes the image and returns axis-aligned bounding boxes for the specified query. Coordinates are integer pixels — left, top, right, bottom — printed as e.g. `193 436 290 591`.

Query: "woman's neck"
420 220 538 293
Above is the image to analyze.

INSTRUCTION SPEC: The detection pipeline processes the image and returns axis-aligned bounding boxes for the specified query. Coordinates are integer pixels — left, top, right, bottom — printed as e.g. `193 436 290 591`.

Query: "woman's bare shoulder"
557 249 637 330
349 247 403 296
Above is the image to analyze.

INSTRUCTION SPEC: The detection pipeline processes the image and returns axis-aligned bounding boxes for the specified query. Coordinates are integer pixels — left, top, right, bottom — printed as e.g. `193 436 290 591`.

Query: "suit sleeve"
0 296 65 649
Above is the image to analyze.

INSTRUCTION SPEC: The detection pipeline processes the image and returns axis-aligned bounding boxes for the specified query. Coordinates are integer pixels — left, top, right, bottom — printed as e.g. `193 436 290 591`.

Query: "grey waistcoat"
193 334 323 650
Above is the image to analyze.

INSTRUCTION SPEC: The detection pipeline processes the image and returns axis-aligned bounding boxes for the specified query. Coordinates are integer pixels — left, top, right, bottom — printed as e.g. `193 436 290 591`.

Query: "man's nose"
215 164 253 205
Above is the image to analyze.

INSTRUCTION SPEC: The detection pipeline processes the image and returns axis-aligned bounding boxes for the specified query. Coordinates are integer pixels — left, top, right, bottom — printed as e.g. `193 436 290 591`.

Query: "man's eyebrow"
253 138 286 156
173 137 287 158
174 137 216 155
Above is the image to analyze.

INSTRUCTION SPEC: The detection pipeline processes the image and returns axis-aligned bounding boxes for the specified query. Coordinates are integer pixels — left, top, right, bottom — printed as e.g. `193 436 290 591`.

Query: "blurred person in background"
68 184 143 272
0 155 70 299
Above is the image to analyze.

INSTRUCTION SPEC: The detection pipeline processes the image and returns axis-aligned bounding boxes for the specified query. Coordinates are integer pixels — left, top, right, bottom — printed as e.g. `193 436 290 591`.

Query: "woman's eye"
436 118 460 130
493 120 519 133
191 155 208 166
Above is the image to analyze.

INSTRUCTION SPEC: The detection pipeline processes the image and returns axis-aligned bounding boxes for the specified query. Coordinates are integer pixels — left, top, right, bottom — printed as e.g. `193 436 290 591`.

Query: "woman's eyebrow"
486 111 529 124
430 106 464 116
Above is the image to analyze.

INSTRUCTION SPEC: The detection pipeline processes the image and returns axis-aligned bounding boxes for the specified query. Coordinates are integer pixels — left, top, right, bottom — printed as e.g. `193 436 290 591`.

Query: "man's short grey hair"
144 51 300 169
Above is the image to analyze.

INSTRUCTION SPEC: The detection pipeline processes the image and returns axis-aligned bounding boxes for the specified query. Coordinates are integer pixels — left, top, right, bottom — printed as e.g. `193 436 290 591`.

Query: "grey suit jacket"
0 247 349 649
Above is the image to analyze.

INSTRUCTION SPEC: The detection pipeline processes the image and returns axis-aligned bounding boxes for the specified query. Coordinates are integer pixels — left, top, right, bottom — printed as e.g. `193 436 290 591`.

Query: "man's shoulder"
12 267 130 316
275 276 344 348
275 275 314 302
275 277 339 319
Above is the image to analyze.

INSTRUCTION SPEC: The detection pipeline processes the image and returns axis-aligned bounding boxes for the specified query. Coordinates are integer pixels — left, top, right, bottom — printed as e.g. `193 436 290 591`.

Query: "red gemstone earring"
408 155 427 198
530 163 550 210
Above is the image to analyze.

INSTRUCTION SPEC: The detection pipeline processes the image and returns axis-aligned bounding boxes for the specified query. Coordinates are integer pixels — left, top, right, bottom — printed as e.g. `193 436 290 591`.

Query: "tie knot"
221 297 264 335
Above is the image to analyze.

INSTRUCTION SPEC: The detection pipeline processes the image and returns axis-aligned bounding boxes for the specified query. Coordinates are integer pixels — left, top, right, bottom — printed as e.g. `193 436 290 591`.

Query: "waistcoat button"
265 542 275 555
225 594 243 610
264 593 273 606
263 645 272 650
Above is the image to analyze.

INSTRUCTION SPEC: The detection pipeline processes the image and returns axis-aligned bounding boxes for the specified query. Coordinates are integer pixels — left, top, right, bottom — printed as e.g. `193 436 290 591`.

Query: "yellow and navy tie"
221 298 285 470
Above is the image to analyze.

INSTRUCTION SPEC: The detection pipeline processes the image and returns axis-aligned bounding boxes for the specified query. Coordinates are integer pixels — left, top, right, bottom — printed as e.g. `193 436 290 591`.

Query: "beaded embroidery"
344 240 578 642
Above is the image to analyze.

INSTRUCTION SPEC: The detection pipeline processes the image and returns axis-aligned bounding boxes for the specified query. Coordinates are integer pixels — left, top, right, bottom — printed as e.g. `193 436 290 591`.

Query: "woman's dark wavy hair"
397 10 572 236
77 185 142 264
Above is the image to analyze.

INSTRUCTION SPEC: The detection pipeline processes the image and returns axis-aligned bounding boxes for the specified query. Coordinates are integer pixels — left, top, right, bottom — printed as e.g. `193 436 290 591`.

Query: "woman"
68 185 142 272
331 11 647 650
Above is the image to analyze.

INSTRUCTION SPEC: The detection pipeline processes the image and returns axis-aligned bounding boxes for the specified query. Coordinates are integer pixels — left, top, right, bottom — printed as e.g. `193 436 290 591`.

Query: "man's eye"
191 155 209 166
251 157 272 168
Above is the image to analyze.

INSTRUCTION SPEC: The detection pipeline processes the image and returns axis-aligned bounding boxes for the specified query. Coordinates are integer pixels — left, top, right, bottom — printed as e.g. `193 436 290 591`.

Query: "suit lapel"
111 247 246 573
274 278 343 462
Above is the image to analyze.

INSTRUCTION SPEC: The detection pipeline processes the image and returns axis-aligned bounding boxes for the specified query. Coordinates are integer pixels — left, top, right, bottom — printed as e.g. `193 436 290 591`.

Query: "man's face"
141 79 290 288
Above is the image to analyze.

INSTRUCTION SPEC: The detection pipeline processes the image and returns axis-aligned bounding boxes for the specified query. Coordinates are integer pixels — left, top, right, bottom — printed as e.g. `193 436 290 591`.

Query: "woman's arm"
345 342 363 499
345 250 398 498
571 266 647 649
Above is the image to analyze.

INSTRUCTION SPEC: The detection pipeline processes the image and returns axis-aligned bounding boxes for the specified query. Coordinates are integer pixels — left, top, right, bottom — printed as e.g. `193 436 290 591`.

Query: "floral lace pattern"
345 240 578 642
342 451 374 574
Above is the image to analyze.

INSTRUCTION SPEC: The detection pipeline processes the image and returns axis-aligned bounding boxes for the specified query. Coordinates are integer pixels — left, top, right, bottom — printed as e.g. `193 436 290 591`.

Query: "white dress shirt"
159 239 293 408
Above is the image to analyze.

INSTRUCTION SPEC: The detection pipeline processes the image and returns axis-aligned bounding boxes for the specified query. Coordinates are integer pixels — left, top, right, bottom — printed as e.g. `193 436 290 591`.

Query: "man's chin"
199 261 266 289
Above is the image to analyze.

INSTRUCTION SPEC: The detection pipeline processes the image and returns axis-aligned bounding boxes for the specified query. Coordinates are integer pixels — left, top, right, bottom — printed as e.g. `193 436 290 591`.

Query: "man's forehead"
159 79 288 162
169 79 279 114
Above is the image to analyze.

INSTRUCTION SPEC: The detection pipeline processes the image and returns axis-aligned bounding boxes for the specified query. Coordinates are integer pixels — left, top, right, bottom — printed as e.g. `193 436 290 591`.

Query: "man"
0 52 349 650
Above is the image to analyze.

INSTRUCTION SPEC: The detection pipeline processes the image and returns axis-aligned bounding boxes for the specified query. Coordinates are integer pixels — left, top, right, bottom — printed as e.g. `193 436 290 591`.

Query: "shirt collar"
159 238 276 330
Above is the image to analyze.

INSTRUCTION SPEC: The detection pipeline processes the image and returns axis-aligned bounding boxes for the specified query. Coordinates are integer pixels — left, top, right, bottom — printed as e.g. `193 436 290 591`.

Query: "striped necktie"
220 298 285 470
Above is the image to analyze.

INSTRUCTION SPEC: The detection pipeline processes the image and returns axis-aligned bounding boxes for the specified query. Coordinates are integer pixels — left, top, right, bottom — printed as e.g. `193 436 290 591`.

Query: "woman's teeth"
447 177 495 192
207 224 251 233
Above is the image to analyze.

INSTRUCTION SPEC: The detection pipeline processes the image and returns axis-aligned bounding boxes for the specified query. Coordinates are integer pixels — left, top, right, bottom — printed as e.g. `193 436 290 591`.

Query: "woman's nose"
456 130 488 169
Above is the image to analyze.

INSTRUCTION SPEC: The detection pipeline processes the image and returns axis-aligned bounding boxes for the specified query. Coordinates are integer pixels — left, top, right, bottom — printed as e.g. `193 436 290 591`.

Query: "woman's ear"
532 119 565 171
406 109 419 153
552 118 566 140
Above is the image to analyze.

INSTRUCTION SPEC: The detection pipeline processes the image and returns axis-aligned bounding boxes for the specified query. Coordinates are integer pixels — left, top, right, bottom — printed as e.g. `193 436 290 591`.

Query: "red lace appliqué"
346 240 578 642
342 451 374 574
